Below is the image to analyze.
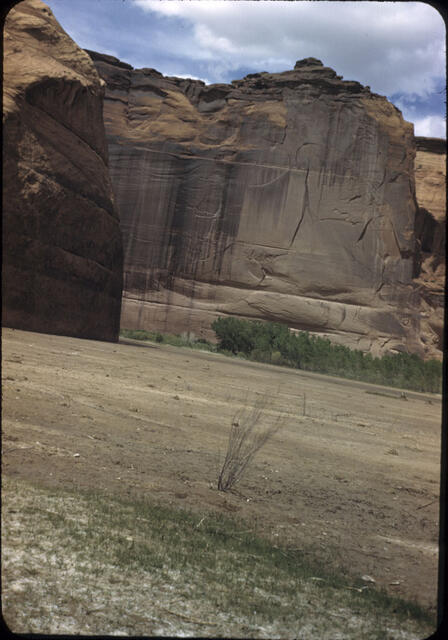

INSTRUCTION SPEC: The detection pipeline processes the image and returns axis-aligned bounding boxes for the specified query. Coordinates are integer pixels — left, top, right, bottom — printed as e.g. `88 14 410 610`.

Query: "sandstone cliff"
3 0 123 341
413 137 446 355
88 50 443 358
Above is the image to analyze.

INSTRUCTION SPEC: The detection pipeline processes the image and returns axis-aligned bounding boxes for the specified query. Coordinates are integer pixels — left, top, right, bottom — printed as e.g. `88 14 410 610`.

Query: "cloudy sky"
44 0 446 138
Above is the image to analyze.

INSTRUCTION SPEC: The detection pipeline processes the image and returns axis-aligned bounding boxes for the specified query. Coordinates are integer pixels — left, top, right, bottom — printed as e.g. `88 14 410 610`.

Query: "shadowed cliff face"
89 50 442 358
3 1 123 341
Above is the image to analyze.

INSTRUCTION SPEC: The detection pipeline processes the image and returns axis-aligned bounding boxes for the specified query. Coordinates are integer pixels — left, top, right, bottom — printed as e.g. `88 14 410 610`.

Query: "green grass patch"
120 328 217 353
2 476 435 638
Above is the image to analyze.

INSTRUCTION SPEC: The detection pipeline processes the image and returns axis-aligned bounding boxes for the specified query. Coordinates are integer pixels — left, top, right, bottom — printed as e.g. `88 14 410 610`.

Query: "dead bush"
217 393 283 492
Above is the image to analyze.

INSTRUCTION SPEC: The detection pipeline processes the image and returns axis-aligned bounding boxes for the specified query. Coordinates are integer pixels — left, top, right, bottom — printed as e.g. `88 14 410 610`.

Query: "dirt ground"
1 328 442 612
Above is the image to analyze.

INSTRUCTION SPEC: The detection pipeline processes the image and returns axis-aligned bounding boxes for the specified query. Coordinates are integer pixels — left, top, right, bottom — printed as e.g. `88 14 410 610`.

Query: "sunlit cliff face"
88 50 445 359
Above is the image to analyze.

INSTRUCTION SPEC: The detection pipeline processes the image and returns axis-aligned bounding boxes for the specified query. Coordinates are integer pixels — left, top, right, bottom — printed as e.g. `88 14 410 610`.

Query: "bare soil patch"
2 328 441 616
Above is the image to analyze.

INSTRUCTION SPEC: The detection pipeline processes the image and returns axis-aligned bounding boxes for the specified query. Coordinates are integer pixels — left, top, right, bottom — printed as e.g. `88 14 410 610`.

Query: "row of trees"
211 317 442 393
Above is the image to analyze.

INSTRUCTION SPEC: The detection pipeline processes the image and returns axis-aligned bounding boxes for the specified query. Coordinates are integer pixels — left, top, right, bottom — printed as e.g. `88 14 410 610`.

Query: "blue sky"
44 0 446 138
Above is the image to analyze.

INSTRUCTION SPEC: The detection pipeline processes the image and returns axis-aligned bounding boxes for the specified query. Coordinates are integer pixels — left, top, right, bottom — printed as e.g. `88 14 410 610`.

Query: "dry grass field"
1 327 442 637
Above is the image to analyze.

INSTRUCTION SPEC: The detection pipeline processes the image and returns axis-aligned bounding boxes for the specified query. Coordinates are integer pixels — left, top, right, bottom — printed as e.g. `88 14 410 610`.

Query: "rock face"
3 0 123 341
89 50 443 357
413 137 446 355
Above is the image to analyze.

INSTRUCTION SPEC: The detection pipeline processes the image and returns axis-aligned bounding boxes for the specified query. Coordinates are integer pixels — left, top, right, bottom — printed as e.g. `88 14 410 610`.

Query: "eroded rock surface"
89 50 443 357
413 137 446 355
3 0 123 341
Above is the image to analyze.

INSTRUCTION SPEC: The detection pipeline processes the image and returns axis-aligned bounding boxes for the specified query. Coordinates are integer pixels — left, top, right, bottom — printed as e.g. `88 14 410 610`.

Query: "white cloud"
133 0 445 98
413 115 446 139
47 0 445 137
169 73 211 84
195 23 236 55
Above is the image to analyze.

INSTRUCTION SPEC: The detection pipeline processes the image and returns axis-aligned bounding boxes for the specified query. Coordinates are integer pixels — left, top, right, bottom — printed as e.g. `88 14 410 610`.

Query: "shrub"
212 317 255 355
270 350 286 366
217 394 283 492
120 329 154 341
211 317 442 393
120 328 216 353
250 348 272 364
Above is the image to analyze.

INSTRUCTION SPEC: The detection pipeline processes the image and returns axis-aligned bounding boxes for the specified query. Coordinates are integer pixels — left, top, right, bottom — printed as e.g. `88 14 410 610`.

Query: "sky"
41 0 446 138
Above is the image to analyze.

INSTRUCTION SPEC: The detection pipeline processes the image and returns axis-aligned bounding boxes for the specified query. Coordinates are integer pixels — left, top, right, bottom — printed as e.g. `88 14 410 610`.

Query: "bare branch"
217 392 284 492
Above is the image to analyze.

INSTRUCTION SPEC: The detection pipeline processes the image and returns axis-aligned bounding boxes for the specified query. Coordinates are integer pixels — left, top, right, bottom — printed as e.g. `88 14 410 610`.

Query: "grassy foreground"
2 476 435 638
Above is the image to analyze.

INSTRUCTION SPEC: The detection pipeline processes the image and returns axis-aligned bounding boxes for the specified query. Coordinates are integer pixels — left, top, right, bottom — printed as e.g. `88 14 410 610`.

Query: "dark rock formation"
3 0 123 341
88 50 443 358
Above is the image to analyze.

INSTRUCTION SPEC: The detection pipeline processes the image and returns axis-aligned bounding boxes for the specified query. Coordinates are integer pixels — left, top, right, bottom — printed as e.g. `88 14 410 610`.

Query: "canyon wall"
88 50 444 358
3 0 123 341
413 137 446 355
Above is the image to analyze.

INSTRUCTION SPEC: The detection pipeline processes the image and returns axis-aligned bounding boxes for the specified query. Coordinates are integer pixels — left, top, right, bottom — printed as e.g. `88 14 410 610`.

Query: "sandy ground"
1 328 442 612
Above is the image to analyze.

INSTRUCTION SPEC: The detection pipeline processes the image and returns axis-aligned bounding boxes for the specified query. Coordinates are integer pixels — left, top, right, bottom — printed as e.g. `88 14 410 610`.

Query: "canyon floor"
1 328 442 637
